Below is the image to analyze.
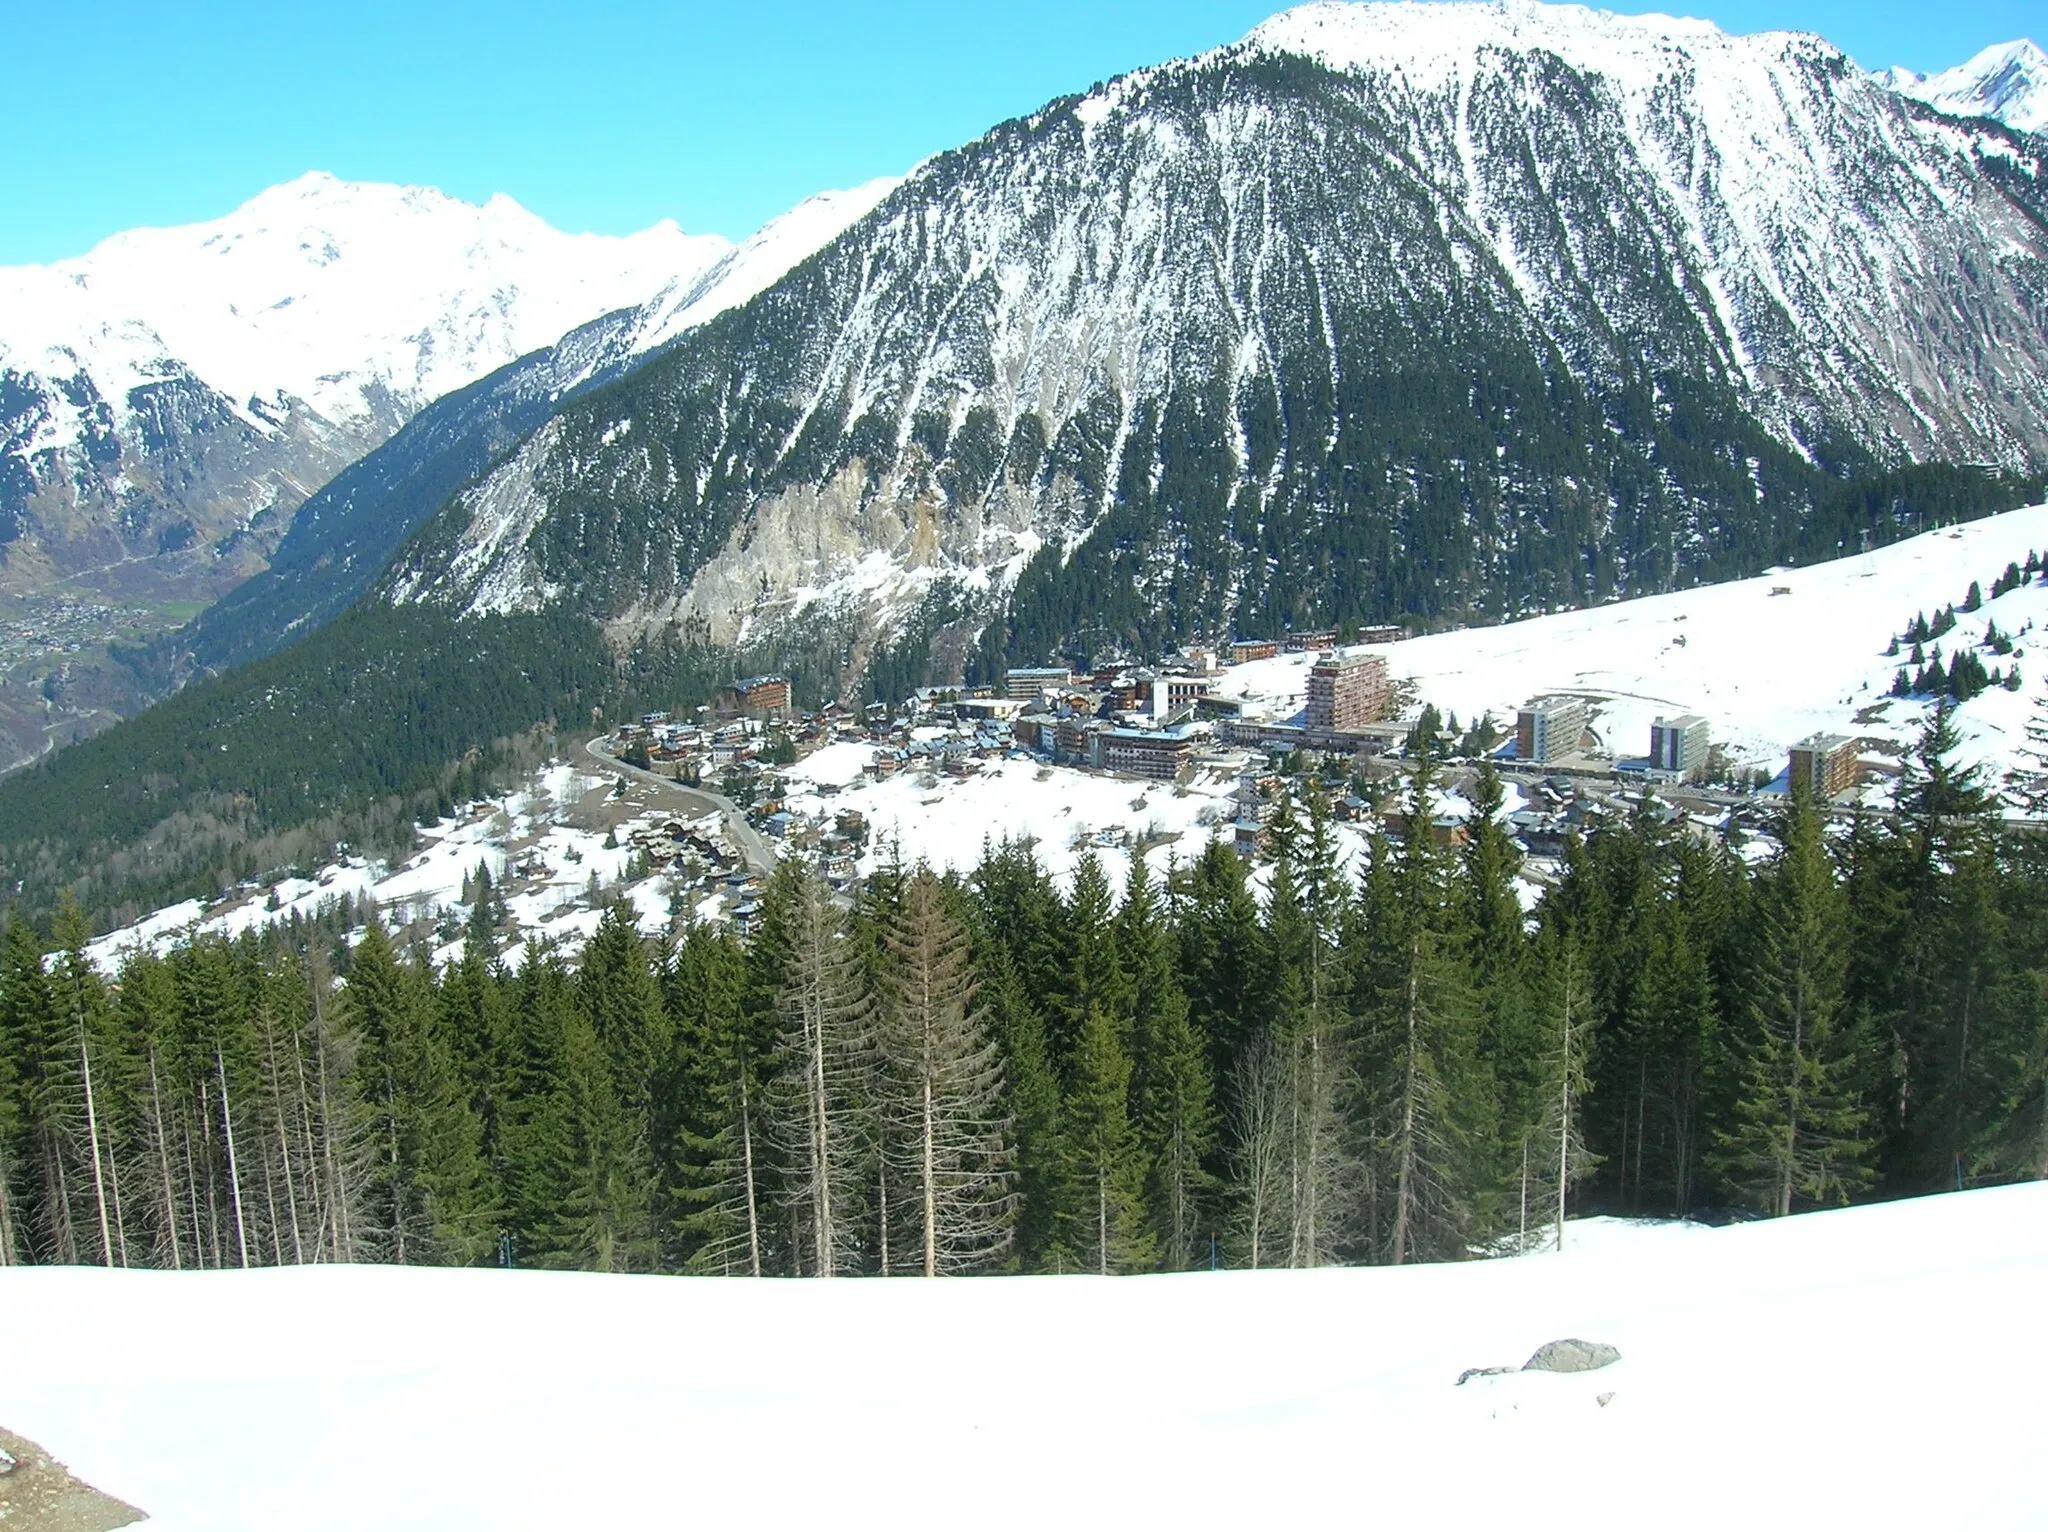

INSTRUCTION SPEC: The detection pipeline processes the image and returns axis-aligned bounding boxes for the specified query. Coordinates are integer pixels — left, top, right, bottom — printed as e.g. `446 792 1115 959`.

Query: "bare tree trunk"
1519 1133 1529 1249
1555 1006 1573 1254
291 1024 323 1256
877 1157 889 1276
105 1114 129 1268
738 1072 762 1278
218 1049 252 1269
313 1008 351 1261
261 1150 285 1267
264 1012 306 1264
1391 947 1422 1267
149 1050 182 1271
199 1078 222 1268
0 1156 16 1266
42 1135 78 1265
275 1093 305 1264
922 1062 938 1279
181 1094 208 1268
80 1030 114 1268
1634 1059 1648 1212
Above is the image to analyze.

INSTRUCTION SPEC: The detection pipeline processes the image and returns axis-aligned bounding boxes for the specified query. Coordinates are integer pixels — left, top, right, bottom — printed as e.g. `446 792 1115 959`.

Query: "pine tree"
500 945 584 1265
1119 857 1214 1267
666 922 770 1275
766 874 874 1276
1715 789 1873 1214
1175 836 1271 1088
46 900 124 1267
977 941 1069 1271
343 920 491 1263
877 871 1013 1275
1062 853 1131 1058
1360 749 1495 1263
1527 928 1599 1248
1063 1002 1153 1274
3 913 78 1264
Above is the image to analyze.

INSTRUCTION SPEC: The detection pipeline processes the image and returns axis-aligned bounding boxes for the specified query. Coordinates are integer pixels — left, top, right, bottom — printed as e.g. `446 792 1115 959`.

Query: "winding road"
575 734 778 876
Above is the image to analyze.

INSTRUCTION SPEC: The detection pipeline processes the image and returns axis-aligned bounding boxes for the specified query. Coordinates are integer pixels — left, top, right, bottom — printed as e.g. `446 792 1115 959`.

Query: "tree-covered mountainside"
4 713 2041 1276
0 604 722 925
381 10 2048 687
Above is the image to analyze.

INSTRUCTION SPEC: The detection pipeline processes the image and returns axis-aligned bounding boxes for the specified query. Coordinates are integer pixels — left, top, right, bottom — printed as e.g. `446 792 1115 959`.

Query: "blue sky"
1 0 2037 265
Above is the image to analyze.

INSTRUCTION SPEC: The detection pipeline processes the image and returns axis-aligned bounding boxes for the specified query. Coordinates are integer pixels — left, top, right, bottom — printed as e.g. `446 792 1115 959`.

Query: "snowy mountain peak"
1882 38 2048 134
1241 0 1842 90
0 172 731 436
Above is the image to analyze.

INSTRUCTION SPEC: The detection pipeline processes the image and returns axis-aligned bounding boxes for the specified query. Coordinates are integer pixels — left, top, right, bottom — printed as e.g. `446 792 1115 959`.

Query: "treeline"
3 710 2044 1275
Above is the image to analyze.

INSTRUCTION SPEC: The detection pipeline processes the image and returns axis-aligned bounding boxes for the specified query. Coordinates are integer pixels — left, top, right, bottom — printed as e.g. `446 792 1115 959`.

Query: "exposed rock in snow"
1523 1338 1623 1373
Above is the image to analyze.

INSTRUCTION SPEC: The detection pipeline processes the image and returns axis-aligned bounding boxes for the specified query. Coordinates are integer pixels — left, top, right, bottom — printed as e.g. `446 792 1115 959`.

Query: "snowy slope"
1218 503 2048 785
78 761 705 976
619 177 904 358
1882 40 2048 135
0 172 727 447
1 1184 2042 1531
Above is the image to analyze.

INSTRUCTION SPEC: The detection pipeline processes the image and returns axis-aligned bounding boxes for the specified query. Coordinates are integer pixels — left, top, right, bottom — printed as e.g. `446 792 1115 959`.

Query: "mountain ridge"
1880 38 2048 135
376 0 2048 694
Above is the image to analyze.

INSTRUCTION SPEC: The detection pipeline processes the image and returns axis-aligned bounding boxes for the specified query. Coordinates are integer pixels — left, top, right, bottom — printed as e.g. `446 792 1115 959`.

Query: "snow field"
1228 503 2048 786
2 1184 2043 1531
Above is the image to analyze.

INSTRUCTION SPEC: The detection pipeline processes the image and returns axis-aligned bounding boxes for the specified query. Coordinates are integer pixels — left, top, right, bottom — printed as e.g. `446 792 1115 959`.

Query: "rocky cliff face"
380 1 2048 691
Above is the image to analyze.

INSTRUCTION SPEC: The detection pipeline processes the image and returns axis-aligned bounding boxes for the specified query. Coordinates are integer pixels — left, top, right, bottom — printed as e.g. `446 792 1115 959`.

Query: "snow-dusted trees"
876 871 1014 1275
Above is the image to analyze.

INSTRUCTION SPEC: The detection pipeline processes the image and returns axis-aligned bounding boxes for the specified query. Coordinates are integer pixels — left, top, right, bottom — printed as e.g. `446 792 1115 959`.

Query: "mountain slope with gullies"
377 0 2048 694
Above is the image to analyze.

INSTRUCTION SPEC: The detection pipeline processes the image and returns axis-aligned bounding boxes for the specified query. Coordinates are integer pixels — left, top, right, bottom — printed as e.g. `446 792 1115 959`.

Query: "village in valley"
81 506 2048 973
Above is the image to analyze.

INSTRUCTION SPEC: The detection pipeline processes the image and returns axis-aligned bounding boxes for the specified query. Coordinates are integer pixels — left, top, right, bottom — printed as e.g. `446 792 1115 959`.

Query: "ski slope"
1 1184 2041 1530
1221 503 2048 784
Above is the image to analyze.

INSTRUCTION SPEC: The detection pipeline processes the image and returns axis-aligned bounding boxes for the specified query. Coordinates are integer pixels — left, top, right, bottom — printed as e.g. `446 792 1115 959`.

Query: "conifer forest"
3 710 2044 1278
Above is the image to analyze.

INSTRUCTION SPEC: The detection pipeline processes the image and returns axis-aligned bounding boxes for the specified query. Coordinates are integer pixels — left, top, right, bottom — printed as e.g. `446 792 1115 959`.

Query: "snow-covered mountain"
0 171 913 775
378 0 2048 696
0 172 728 607
153 175 907 681
1879 39 2048 135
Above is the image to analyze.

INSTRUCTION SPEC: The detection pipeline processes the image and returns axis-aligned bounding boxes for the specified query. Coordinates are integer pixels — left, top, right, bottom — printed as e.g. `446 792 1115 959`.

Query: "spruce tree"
877 870 1014 1275
765 874 874 1276
1063 1002 1153 1274
666 922 770 1275
501 945 584 1265
3 913 77 1264
1715 790 1873 1214
977 941 1069 1271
